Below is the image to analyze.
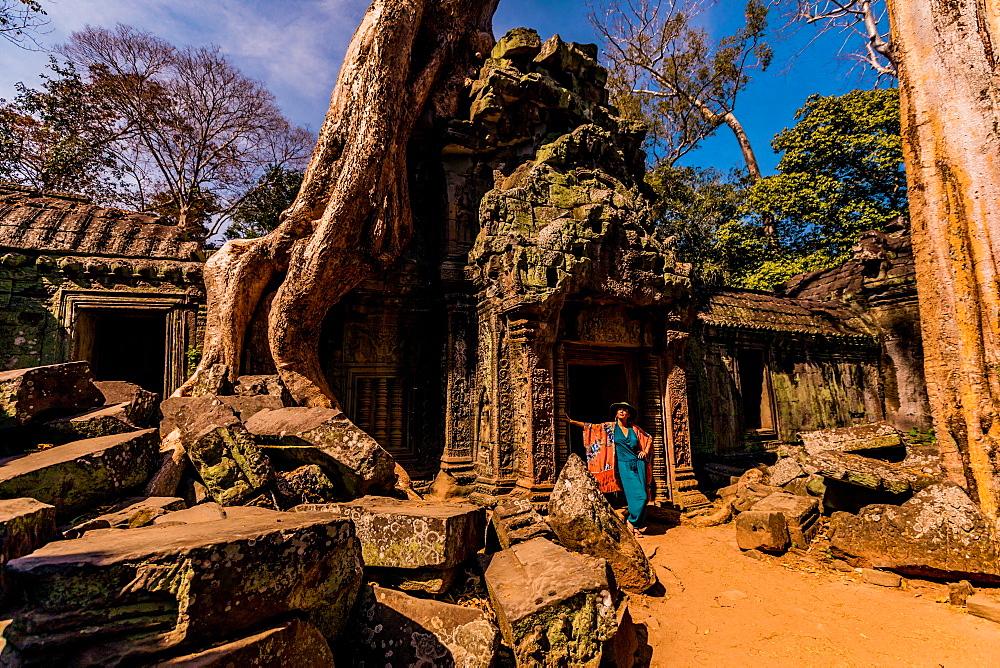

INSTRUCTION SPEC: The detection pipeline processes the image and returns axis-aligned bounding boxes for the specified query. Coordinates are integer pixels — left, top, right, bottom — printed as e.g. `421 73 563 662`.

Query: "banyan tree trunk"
176 0 498 408
887 0 1000 518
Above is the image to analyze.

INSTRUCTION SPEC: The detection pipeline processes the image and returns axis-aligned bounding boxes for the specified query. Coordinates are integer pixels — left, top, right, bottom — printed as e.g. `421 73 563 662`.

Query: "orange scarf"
583 421 653 493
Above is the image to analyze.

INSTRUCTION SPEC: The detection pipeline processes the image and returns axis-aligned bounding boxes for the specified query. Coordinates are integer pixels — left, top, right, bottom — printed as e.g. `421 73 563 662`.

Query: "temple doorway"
562 346 640 466
76 309 167 395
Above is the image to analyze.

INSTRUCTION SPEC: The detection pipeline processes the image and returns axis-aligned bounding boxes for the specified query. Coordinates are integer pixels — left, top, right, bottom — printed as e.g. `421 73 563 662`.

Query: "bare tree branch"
793 0 896 80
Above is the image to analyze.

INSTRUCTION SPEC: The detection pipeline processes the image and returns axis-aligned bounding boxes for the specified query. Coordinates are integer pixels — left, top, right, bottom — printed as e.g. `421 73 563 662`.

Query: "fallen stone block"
967 594 1000 624
144 429 187 498
293 496 485 570
366 565 458 595
547 455 656 593
483 537 616 667
153 502 226 525
0 498 56 600
0 429 159 519
735 510 790 552
174 400 273 506
36 402 137 443
245 407 397 498
604 600 638 668
66 496 185 537
949 580 975 606
732 483 783 513
275 465 338 506
232 374 292 404
3 511 363 664
807 450 936 495
767 458 805 487
800 422 904 455
93 380 159 426
159 395 283 439
492 497 555 550
154 618 335 667
346 585 499 667
751 492 819 548
0 362 103 429
862 568 901 587
830 483 1000 584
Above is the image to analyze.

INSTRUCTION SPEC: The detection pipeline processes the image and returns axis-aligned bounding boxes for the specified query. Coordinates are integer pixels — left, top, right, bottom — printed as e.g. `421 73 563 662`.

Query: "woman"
564 402 653 535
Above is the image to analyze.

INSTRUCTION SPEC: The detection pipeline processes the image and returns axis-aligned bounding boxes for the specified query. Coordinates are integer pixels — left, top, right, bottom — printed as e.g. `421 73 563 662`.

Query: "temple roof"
698 289 875 340
0 184 200 261
778 232 916 304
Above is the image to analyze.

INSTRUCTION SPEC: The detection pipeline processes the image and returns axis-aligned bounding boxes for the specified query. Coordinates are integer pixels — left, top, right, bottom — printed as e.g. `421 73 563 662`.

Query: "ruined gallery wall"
688 330 884 456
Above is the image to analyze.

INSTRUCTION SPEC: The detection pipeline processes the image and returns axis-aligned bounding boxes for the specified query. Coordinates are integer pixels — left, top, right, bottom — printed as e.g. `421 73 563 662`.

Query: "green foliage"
224 165 303 240
735 88 906 287
185 344 202 376
0 58 126 199
648 165 749 284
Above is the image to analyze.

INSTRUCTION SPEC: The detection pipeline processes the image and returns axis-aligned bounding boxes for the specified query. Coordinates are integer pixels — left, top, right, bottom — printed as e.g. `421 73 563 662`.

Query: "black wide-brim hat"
609 401 636 416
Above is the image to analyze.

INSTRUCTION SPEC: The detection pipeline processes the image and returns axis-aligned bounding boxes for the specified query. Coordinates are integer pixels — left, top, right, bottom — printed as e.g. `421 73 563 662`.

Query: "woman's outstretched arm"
563 412 586 428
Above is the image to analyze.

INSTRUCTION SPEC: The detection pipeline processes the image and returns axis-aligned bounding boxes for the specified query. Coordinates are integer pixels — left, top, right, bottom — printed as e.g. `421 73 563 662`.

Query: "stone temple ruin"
0 26 990 666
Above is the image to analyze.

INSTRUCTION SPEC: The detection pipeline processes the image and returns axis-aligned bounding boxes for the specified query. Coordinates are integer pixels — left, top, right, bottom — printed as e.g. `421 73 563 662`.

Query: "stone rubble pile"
708 420 1000 609
0 359 646 666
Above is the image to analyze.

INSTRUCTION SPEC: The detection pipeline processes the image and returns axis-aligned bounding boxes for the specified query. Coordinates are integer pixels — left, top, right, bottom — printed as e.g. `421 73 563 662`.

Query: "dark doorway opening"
567 363 629 460
78 309 167 394
736 348 775 433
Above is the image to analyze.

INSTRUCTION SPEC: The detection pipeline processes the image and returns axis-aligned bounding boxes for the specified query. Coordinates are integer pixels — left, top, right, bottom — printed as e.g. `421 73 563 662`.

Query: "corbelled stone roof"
698 289 875 339
779 231 916 304
0 184 200 261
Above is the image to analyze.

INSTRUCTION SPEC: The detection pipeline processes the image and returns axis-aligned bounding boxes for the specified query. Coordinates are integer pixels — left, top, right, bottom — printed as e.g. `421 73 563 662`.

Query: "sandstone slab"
66 496 185 536
800 422 904 455
0 429 159 518
347 584 499 668
967 593 1000 624
153 502 226 525
170 400 273 506
153 618 335 668
275 464 337 506
808 450 936 495
483 537 616 667
492 497 554 550
0 362 103 429
93 380 159 426
767 458 805 487
751 492 820 548
3 511 363 664
735 510 790 552
830 483 1000 583
158 395 282 439
294 496 485 570
37 402 137 443
0 498 56 600
245 407 397 498
862 568 902 587
547 454 655 593
366 565 458 594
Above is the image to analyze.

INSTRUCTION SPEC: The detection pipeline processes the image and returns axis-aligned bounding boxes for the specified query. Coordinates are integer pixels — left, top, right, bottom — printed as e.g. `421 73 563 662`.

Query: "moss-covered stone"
4 511 362 663
0 429 159 519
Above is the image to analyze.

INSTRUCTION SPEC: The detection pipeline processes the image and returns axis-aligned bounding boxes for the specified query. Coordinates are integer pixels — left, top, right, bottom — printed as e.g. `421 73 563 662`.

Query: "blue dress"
614 423 647 527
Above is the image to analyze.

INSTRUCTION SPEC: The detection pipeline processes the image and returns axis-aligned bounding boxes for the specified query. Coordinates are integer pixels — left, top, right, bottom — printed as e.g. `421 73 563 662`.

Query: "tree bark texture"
887 0 1000 518
177 0 499 407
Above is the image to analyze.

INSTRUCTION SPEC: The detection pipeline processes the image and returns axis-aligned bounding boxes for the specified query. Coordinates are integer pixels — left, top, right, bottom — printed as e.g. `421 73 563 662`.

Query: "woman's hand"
638 449 649 460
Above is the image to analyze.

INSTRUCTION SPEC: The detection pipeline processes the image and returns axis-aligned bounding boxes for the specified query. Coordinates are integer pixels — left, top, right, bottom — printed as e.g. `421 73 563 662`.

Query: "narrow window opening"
736 348 775 433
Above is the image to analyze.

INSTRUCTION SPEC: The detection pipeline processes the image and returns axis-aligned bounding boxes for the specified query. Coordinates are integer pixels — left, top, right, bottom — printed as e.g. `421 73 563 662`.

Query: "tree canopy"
649 88 905 289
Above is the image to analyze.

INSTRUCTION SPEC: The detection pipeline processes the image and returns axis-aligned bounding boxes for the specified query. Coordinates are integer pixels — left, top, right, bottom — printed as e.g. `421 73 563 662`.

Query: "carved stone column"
663 331 711 514
439 281 477 483
507 308 558 502
640 352 672 506
471 296 518 501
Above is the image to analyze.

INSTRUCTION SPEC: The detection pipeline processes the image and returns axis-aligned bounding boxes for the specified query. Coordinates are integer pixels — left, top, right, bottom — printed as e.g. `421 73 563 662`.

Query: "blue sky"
0 0 881 175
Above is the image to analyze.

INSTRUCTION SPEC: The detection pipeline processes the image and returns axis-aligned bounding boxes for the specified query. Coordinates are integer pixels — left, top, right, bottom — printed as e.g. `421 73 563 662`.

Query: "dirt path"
628 523 1000 667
